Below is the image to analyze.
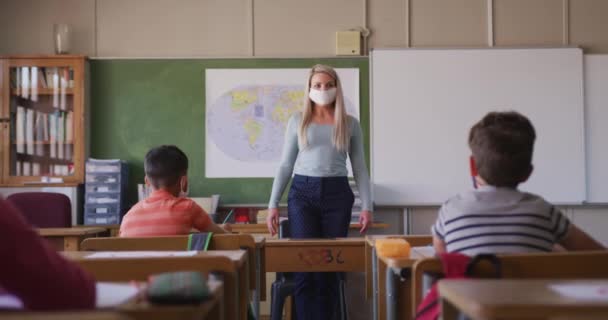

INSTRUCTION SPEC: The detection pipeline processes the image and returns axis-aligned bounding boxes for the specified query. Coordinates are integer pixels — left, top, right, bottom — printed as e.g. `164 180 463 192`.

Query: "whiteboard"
371 48 585 205
585 55 608 203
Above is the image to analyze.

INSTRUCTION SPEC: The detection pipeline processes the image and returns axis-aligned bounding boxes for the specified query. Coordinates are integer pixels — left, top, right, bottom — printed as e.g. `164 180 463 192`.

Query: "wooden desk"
38 227 108 251
365 235 433 320
79 234 266 320
63 251 247 320
0 280 223 320
378 248 431 320
265 238 367 272
439 279 608 320
231 223 390 235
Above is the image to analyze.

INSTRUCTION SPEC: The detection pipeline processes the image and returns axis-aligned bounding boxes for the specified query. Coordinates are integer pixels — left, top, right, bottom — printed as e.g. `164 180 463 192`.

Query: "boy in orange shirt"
120 145 229 237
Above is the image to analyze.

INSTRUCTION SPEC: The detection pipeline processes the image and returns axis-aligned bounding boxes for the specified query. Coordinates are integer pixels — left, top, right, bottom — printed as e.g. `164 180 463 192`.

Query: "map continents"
205 69 359 178
207 85 357 162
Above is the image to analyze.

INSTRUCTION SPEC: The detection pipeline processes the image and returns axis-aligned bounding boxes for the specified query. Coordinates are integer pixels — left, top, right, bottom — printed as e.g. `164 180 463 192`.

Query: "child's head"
144 145 189 196
468 111 536 188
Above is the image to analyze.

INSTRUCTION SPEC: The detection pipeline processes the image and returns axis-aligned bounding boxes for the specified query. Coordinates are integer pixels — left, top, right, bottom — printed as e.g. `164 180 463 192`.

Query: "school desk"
63 251 247 320
0 280 223 320
38 227 108 251
79 234 266 320
439 279 608 320
377 247 433 320
365 235 433 320
264 238 367 272
230 223 390 235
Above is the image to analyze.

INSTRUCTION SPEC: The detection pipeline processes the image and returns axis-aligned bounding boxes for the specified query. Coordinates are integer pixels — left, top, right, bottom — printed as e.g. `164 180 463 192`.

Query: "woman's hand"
359 210 373 234
267 208 280 236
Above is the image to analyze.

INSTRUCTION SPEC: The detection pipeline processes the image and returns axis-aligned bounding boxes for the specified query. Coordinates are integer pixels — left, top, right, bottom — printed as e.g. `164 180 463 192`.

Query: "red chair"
6 192 72 228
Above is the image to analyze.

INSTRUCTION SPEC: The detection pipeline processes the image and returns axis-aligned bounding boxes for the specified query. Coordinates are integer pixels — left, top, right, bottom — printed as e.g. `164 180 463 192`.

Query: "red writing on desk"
298 249 345 266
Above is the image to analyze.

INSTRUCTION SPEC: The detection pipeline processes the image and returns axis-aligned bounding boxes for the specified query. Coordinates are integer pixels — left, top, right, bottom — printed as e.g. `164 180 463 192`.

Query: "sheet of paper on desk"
96 282 140 308
0 294 23 309
550 284 608 301
412 246 435 257
87 251 198 259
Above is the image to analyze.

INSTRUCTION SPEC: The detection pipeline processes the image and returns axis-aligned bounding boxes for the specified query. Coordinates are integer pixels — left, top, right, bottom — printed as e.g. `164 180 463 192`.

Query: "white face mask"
309 88 337 106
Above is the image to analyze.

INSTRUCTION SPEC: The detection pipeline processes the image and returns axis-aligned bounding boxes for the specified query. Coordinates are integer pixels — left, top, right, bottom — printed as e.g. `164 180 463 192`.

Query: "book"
34 112 45 156
65 112 73 160
49 113 57 158
57 112 65 159
42 113 49 141
38 68 47 88
25 109 34 155
22 161 31 176
45 68 54 89
15 106 25 154
52 68 59 108
32 163 40 176
60 68 67 110
16 161 22 176
30 67 38 102
21 67 29 99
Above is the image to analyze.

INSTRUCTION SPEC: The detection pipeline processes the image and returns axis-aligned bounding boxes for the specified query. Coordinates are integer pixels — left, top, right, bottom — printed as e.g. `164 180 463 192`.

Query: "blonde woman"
267 64 372 320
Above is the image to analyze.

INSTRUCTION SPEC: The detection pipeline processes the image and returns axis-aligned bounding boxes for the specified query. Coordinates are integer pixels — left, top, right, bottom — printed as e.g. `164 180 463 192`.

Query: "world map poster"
205 68 360 178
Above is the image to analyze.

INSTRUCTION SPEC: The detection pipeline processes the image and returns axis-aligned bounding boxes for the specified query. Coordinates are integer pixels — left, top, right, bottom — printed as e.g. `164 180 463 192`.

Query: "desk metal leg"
253 247 261 320
372 247 378 320
386 266 398 320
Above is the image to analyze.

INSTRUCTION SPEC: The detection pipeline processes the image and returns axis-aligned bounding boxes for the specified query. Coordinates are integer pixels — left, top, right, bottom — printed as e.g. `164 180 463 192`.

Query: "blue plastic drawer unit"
84 159 128 225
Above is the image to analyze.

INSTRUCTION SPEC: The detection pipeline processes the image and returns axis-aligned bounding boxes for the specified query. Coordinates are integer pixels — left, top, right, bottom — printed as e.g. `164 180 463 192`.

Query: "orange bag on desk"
375 238 411 258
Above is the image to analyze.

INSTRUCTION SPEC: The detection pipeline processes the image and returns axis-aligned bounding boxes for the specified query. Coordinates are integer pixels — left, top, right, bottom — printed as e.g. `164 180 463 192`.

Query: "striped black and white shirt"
432 186 570 256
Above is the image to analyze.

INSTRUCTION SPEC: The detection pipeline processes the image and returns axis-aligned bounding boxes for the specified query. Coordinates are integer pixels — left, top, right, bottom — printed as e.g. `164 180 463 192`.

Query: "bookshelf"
0 56 87 186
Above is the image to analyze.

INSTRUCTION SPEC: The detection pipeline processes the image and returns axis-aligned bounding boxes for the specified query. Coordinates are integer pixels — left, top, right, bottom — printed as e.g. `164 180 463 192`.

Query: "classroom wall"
1 0 608 56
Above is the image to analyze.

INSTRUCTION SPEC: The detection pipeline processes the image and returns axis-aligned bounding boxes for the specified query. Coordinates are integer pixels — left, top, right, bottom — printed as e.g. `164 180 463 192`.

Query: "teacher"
267 64 372 320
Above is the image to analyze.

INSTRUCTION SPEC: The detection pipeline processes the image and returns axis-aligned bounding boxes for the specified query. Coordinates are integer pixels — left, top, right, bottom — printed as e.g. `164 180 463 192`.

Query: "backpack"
414 253 502 320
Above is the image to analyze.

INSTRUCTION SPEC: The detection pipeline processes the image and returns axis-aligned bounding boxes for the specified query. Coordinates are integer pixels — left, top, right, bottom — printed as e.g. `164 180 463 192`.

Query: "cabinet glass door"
8 65 76 180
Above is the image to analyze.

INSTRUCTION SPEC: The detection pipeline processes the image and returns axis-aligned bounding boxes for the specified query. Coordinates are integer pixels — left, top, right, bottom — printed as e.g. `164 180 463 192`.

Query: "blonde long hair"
298 64 350 152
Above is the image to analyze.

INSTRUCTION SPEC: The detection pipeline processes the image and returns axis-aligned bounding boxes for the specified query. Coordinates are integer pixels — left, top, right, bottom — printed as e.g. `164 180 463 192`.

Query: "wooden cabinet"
0 55 87 186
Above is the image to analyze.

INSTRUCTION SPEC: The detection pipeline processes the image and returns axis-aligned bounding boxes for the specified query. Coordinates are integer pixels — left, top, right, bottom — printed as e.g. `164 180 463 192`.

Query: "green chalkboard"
90 58 369 206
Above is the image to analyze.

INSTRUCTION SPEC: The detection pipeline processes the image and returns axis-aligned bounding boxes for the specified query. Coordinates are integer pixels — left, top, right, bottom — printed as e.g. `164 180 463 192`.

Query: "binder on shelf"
60 68 67 110
52 68 59 108
25 109 34 155
16 161 22 176
38 68 47 88
31 67 38 102
45 68 53 88
21 67 29 99
57 112 65 160
65 112 73 160
32 163 40 176
15 106 25 154
22 161 31 176
34 111 45 156
49 113 57 158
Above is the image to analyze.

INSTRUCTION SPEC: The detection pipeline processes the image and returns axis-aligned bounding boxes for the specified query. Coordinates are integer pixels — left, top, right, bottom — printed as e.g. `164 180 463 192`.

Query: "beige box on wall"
336 31 361 56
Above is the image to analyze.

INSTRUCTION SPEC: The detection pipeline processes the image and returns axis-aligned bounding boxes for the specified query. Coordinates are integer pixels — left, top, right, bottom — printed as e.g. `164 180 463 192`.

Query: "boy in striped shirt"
120 145 229 237
432 111 603 256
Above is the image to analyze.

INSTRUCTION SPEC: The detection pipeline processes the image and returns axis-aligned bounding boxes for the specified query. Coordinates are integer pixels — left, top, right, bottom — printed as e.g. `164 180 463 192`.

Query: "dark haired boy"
120 145 229 237
432 111 603 255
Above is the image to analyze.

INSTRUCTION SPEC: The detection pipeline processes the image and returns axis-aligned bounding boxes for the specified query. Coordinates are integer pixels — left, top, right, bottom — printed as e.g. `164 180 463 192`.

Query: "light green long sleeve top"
268 113 372 211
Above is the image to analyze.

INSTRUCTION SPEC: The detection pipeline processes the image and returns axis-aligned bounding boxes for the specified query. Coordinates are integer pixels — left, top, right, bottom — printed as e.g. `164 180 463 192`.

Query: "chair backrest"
279 219 290 238
81 234 255 252
7 192 71 228
411 250 608 317
80 233 258 291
